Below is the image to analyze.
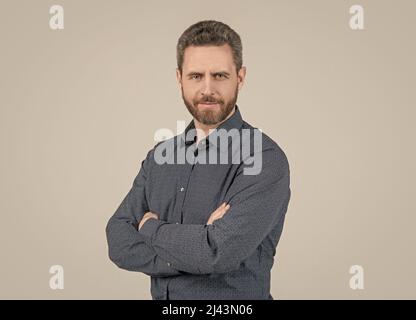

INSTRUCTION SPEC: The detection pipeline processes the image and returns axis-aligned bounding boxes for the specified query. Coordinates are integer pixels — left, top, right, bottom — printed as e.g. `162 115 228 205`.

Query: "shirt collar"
184 105 244 150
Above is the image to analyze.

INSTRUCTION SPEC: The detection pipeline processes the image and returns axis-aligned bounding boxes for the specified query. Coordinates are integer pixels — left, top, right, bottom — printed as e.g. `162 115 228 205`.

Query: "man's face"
177 44 246 126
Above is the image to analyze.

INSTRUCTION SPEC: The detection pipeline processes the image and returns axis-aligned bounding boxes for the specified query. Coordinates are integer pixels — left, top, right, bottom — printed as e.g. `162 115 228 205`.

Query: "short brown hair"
176 20 243 74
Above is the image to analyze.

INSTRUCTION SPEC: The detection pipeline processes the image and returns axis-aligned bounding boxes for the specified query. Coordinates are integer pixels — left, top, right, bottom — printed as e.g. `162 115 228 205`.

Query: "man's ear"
176 68 182 89
237 66 246 91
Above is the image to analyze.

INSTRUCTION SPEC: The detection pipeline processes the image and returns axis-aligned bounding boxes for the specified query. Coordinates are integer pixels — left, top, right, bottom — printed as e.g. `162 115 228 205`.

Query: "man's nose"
201 76 216 96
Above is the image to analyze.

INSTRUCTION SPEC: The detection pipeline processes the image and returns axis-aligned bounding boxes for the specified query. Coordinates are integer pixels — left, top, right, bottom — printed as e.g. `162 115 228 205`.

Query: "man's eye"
190 75 200 80
215 74 226 79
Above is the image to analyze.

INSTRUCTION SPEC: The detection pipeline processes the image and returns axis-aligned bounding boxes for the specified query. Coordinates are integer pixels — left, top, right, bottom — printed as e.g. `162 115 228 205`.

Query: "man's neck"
194 106 236 144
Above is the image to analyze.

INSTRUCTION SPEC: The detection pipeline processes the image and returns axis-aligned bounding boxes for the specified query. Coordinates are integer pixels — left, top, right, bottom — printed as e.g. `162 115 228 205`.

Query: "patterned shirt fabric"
106 105 291 300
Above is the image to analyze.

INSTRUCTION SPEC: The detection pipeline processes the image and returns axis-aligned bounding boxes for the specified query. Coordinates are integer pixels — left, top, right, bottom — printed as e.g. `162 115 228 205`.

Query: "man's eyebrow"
186 71 203 76
212 71 231 76
186 71 231 77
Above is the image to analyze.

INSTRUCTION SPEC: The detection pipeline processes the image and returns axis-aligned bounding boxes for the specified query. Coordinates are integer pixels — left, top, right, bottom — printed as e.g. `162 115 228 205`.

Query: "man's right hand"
138 211 159 230
207 202 231 225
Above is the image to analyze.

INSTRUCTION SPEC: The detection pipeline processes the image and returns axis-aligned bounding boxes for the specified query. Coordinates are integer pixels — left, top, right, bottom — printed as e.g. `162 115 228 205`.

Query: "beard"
182 86 238 126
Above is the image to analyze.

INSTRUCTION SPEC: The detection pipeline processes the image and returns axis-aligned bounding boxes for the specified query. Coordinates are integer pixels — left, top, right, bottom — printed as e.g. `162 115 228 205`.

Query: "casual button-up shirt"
105 105 291 300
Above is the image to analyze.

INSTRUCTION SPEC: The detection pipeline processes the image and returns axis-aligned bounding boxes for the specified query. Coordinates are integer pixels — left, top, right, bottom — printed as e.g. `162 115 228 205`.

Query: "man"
105 20 291 300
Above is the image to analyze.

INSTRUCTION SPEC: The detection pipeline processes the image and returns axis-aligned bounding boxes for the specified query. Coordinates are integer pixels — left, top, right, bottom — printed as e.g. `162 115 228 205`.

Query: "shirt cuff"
138 218 165 243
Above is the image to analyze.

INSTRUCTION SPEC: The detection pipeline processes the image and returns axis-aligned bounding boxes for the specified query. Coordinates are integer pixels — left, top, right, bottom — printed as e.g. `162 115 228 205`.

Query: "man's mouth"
198 102 219 108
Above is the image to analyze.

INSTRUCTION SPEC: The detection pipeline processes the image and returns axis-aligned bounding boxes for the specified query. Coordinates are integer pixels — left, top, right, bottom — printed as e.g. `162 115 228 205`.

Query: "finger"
217 203 226 212
212 203 226 216
218 205 231 218
210 211 222 220
220 204 230 214
213 209 228 221
212 204 223 214
210 203 229 220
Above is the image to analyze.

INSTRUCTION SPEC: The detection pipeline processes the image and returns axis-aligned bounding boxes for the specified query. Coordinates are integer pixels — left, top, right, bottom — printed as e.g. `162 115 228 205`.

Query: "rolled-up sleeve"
138 146 291 274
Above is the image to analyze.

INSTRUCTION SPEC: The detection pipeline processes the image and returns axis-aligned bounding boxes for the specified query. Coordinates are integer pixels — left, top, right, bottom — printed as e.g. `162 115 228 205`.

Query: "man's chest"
145 162 238 225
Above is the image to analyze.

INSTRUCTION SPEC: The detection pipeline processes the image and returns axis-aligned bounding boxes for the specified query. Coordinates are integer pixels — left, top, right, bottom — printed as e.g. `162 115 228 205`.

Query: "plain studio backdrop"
0 0 415 299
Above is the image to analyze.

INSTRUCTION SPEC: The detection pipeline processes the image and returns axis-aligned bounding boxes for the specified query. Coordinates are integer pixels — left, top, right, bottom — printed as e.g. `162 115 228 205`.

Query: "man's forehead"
182 44 235 72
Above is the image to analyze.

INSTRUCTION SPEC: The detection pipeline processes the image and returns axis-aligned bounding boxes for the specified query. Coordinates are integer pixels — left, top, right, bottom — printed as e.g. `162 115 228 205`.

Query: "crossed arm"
138 202 229 231
105 147 290 276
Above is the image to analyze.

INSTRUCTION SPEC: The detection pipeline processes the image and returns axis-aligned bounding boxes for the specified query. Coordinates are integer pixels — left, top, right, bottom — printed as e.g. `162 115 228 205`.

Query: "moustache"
196 97 222 104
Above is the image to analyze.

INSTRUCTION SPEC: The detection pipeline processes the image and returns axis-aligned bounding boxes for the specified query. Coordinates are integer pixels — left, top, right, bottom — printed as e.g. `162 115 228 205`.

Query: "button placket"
178 150 197 224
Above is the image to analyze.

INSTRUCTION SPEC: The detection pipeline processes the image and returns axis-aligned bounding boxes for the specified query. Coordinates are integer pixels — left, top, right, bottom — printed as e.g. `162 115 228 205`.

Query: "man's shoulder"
241 121 289 167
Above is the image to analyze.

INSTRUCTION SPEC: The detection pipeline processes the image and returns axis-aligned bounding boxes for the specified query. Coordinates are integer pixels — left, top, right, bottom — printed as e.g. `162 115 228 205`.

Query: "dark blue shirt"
106 105 291 299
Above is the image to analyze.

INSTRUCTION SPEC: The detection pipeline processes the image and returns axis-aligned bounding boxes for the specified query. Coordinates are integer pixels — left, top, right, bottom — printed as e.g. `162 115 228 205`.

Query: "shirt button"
167 262 171 267
175 222 179 224
180 187 184 192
